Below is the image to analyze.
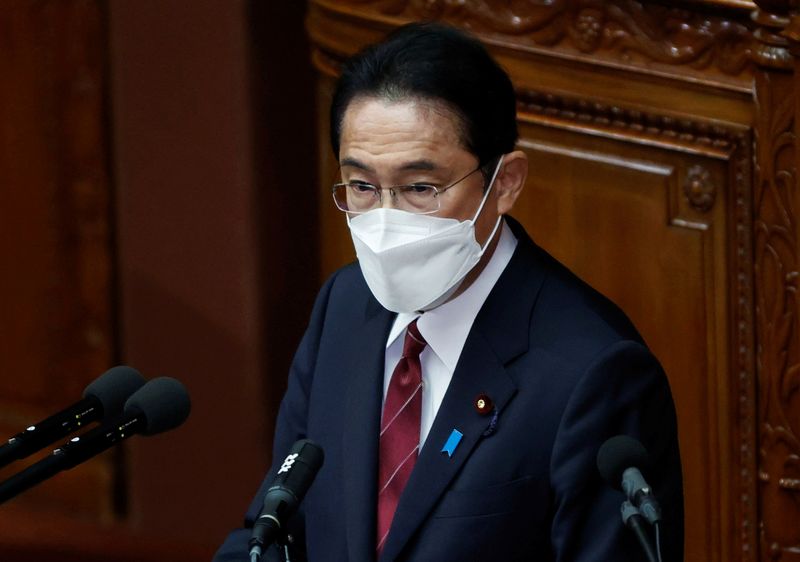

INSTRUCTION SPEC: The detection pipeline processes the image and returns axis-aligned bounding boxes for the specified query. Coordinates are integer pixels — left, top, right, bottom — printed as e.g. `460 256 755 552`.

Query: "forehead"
338 97 471 167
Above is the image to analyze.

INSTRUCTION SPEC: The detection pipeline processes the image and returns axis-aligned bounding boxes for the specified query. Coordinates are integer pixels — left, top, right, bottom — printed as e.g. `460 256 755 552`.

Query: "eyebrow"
339 157 372 171
399 160 437 171
339 158 440 173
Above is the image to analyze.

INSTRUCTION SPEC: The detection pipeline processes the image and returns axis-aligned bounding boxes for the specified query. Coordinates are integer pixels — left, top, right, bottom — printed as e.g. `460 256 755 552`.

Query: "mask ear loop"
471 156 505 253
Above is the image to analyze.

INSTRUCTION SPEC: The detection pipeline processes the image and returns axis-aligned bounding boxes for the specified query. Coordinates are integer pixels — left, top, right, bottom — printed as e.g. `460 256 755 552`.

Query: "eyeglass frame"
331 165 484 215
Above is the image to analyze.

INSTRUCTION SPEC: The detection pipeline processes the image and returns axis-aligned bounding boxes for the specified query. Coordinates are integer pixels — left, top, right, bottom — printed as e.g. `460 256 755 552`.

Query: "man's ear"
494 150 528 215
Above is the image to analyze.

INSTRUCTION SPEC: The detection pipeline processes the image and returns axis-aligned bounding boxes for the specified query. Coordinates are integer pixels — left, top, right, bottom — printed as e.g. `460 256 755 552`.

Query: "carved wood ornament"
752 2 800 559
322 0 755 85
684 164 717 212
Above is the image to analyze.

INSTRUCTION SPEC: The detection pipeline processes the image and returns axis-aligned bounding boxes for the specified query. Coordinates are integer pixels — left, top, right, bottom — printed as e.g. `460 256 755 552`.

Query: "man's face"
338 96 500 247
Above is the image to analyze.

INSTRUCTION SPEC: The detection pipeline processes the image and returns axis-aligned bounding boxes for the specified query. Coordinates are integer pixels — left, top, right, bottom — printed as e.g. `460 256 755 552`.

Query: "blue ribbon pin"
441 429 463 458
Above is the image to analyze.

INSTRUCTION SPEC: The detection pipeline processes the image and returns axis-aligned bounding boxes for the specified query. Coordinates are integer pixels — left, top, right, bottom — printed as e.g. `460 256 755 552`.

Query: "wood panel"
0 0 116 530
110 0 319 554
751 3 800 560
0 504 210 562
0 0 320 560
514 116 748 562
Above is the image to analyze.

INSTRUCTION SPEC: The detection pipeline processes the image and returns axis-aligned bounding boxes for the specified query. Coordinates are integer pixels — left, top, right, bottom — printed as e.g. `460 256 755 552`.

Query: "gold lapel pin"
474 393 493 415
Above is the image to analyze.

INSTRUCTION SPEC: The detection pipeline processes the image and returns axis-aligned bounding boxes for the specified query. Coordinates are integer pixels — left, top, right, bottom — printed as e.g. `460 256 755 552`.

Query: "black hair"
329 22 518 176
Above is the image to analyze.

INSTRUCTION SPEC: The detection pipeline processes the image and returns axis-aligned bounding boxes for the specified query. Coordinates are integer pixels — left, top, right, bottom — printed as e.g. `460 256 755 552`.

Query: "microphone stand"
280 532 295 562
621 501 658 562
0 453 65 505
250 530 293 562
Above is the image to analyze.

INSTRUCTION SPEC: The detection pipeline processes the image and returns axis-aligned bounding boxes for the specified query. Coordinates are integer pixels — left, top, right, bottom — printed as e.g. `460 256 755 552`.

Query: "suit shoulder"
320 261 370 302
527 244 648 362
308 261 381 328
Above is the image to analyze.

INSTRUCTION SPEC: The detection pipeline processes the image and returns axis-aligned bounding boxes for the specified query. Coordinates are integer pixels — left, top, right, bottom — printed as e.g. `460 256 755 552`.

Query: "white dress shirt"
382 220 518 446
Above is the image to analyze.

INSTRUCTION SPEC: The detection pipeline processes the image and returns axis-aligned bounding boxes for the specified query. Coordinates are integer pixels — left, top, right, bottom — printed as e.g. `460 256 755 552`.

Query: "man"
215 22 683 562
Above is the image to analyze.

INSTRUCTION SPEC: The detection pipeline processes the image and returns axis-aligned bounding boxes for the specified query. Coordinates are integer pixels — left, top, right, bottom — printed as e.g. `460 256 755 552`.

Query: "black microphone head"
271 439 324 496
287 439 324 472
596 435 649 490
82 366 147 417
250 440 324 553
124 377 191 435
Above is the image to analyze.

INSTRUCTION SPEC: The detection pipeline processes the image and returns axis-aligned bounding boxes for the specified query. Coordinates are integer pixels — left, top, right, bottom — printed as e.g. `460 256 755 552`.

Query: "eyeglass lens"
333 184 439 214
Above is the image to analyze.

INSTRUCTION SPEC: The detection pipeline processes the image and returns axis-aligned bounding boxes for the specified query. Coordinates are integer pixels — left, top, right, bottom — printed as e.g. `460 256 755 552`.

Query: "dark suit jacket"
214 219 684 561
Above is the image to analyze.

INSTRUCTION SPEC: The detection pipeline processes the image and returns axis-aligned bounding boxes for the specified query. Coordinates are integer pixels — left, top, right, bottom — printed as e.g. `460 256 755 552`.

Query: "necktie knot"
402 319 427 358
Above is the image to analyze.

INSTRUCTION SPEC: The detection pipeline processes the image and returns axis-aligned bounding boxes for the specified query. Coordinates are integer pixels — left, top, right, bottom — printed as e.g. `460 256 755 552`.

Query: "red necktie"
376 319 427 556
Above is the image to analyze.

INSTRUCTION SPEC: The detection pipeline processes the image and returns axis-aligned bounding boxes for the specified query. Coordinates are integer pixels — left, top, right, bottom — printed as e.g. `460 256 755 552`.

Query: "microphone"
0 376 190 505
596 435 662 525
249 439 324 562
0 366 146 469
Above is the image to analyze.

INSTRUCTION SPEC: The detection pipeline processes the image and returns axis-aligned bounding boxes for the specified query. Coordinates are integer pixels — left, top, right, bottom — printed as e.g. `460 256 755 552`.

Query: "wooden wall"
111 0 317 550
305 1 800 561
0 1 317 560
0 0 120 551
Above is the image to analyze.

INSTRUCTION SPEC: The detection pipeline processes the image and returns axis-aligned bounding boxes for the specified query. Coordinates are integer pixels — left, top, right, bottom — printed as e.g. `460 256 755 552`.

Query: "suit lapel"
379 222 547 561
341 294 395 562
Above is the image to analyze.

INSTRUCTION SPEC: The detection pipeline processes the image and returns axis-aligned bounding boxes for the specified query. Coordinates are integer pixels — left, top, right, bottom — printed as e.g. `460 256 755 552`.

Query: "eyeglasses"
332 166 482 215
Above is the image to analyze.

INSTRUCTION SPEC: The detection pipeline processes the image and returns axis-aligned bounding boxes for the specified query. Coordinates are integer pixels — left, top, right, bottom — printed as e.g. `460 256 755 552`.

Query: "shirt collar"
386 220 518 371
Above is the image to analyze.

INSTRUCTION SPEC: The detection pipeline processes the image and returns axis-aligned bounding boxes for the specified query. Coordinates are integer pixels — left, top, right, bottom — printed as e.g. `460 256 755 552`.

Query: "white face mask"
347 157 504 313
